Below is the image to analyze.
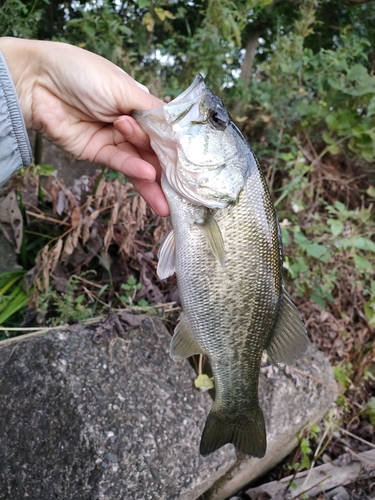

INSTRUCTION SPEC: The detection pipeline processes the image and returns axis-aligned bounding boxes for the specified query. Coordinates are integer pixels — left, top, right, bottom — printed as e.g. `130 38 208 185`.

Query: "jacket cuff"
0 51 33 185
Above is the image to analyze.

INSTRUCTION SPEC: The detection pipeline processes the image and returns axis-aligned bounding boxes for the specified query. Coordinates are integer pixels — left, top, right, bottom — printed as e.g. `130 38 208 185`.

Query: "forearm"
0 46 32 185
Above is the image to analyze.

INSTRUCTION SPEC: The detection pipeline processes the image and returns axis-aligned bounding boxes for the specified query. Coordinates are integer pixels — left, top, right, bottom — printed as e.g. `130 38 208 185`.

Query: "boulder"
0 317 235 500
0 316 336 500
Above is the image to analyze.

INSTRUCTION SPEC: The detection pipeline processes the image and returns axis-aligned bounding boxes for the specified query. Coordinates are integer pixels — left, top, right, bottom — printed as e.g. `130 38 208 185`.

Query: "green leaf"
367 96 375 117
328 219 344 237
300 438 311 454
194 374 214 391
98 284 109 299
137 0 150 7
322 130 335 145
280 227 291 247
301 453 311 470
327 144 340 155
137 299 149 307
76 294 85 304
310 424 321 434
311 293 326 308
346 64 368 81
0 283 29 324
364 299 375 325
305 243 331 262
354 255 372 270
327 76 342 90
339 236 375 252
333 364 353 388
35 164 56 175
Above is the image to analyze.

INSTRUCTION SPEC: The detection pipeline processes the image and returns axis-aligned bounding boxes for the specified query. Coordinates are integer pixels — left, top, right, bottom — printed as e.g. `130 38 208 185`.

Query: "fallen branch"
246 449 375 499
0 316 104 348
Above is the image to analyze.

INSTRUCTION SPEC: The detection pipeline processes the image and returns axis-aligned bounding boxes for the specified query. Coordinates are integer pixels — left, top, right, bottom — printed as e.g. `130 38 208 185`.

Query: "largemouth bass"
133 75 309 458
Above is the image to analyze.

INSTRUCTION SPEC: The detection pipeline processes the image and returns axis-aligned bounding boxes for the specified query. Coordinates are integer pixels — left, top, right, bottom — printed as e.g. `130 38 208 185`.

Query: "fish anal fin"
157 230 176 279
266 289 310 366
199 404 266 458
195 211 225 268
170 313 203 362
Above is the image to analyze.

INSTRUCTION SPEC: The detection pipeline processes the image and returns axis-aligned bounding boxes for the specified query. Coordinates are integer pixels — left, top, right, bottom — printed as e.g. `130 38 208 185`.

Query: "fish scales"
133 75 309 458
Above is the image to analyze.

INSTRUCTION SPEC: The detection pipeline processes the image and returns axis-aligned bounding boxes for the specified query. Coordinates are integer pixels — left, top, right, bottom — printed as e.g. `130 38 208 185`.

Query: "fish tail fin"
199 404 266 458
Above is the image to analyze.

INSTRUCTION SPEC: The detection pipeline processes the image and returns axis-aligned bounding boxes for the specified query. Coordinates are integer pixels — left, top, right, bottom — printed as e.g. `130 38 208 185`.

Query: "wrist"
0 37 40 129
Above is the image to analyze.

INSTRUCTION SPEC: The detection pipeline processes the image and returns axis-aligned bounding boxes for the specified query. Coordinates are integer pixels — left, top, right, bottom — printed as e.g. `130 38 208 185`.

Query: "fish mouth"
164 74 206 124
132 74 207 139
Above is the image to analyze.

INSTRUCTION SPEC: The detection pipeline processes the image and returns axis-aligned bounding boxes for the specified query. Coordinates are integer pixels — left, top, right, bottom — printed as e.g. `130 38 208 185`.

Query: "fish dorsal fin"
170 313 204 361
266 289 309 365
195 211 225 268
157 230 176 279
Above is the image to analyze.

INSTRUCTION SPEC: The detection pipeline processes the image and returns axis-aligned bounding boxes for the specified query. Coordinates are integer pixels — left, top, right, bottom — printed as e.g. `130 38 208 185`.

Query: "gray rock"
0 317 336 500
29 131 97 186
0 318 236 500
326 486 350 500
0 232 21 273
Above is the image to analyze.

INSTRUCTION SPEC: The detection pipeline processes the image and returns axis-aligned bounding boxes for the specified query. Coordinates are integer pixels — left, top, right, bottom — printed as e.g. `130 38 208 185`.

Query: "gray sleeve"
0 52 33 185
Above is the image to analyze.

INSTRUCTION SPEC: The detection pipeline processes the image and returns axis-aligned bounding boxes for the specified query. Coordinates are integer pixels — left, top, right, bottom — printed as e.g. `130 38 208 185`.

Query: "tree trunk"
231 31 260 118
240 31 260 88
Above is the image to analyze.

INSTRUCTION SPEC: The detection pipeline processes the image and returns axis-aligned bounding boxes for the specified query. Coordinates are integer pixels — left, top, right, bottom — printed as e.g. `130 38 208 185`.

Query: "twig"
25 210 70 226
134 239 154 248
0 345 18 365
300 423 330 493
341 428 375 450
345 447 375 467
288 366 337 392
298 474 333 498
198 353 203 375
71 274 103 288
309 134 353 168
0 316 104 348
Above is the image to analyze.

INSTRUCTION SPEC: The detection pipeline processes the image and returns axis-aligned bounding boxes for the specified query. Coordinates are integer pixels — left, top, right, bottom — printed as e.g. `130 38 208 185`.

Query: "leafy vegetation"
0 0 374 494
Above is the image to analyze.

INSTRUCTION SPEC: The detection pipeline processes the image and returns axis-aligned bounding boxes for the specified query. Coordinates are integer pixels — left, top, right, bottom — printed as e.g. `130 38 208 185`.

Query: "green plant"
119 275 148 307
0 270 30 334
362 397 375 426
38 276 95 326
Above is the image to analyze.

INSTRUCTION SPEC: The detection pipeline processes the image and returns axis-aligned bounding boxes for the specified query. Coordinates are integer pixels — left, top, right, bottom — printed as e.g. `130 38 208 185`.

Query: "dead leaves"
35 239 63 293
0 191 23 253
18 170 172 302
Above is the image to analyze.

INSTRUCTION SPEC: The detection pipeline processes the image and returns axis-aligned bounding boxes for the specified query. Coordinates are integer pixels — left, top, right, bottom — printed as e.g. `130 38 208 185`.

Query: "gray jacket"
0 52 33 185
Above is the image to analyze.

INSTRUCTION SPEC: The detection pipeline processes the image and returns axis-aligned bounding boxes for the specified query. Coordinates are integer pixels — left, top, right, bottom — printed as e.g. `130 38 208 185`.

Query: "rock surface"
0 317 235 500
0 316 336 500
0 233 20 273
29 131 97 186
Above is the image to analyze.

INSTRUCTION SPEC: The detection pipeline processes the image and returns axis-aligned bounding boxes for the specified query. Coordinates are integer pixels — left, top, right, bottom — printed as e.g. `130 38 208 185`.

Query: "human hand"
0 37 169 216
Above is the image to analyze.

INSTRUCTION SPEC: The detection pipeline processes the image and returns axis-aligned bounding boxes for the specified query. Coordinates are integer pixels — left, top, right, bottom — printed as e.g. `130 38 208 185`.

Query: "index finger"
114 115 155 153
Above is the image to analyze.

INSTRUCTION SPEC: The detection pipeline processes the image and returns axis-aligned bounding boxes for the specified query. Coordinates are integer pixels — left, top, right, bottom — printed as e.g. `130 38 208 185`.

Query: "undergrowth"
0 166 175 339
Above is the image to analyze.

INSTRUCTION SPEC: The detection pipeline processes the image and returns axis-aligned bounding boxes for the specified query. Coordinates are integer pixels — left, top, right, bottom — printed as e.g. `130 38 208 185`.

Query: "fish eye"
209 109 228 131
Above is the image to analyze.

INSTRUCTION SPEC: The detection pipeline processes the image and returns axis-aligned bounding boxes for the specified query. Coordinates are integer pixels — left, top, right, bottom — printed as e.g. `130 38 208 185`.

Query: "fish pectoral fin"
266 289 310 366
170 313 204 361
195 211 225 268
157 230 176 279
200 404 266 458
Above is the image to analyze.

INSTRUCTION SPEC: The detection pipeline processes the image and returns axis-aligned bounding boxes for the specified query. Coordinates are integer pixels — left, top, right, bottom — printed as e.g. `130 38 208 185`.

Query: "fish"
133 75 309 458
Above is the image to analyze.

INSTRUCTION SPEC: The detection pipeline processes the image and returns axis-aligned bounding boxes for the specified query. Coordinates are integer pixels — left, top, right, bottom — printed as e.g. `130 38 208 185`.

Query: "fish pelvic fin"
170 313 204 361
199 405 266 458
266 288 310 366
157 229 176 279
